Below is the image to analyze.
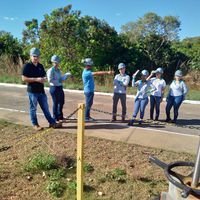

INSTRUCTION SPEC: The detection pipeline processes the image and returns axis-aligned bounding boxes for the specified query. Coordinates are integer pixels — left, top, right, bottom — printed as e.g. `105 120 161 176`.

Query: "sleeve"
182 81 188 95
132 78 139 87
22 63 30 77
47 68 57 85
113 75 120 86
163 80 166 89
41 65 46 77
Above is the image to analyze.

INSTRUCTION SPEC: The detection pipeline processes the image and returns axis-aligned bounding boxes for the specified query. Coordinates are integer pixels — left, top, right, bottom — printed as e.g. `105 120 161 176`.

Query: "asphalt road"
1 83 200 153
0 84 199 136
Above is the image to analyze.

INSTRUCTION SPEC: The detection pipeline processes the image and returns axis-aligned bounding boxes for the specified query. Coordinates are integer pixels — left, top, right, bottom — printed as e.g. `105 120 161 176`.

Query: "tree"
0 31 22 61
121 12 181 42
22 18 39 45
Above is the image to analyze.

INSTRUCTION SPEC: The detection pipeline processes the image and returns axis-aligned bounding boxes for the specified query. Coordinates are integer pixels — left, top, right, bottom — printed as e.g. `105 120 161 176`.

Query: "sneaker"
138 119 143 125
128 119 135 126
49 122 62 128
33 125 43 131
110 117 117 122
85 118 96 122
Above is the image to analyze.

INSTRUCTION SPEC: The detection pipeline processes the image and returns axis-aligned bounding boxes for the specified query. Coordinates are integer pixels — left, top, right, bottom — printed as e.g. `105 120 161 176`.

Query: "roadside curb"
1 82 200 105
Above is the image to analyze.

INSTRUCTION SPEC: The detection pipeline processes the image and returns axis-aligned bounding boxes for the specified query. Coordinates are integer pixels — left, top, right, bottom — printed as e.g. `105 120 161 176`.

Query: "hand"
108 71 114 75
132 70 140 78
160 97 163 103
36 77 46 83
151 70 156 75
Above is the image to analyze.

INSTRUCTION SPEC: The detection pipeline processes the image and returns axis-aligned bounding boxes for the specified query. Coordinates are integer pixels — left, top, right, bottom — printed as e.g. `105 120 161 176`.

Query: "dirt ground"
0 120 195 200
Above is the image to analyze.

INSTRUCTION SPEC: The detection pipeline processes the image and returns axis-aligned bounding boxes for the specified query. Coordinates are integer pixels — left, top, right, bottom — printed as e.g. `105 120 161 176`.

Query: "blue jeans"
166 95 183 121
50 86 65 121
28 92 55 126
150 95 162 120
84 92 94 120
132 97 149 119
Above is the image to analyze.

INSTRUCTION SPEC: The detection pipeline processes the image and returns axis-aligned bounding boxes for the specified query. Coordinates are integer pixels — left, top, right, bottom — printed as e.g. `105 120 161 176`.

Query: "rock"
98 191 104 196
27 175 32 181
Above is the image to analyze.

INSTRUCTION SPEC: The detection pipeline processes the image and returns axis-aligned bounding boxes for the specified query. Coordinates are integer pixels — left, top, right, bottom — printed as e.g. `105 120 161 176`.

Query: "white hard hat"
118 63 126 70
175 70 183 77
51 55 60 63
83 58 93 66
141 70 149 76
155 67 163 74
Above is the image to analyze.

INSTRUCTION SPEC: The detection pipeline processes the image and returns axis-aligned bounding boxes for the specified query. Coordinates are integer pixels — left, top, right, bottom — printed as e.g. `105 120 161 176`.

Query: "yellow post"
77 103 85 200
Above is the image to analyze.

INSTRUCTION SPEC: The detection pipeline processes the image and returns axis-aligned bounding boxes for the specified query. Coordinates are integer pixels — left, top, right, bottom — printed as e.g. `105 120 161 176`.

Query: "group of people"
111 63 188 125
22 47 188 131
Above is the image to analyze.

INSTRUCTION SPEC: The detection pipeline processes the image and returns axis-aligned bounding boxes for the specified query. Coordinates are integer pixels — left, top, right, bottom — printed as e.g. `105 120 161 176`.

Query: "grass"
0 73 199 100
0 119 196 200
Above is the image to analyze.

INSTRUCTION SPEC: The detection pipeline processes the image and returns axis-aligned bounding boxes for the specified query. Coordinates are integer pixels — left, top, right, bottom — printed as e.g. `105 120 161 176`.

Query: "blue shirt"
132 78 156 99
169 80 188 97
82 69 94 93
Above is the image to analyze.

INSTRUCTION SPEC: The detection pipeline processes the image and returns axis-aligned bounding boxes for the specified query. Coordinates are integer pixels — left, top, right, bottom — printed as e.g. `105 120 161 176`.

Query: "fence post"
77 103 85 200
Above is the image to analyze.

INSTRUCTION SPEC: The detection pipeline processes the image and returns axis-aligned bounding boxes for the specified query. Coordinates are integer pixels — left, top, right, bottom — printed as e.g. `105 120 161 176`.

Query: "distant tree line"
0 5 199 82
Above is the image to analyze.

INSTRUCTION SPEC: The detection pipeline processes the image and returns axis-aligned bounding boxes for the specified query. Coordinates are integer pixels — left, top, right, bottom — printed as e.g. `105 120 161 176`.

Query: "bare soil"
0 120 195 200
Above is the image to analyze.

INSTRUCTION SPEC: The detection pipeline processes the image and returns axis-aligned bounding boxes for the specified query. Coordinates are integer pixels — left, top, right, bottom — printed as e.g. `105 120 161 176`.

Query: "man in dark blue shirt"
22 47 61 130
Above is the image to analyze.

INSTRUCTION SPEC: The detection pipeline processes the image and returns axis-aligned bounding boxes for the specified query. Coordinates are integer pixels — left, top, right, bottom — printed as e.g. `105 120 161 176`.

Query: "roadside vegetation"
0 5 199 99
0 120 195 200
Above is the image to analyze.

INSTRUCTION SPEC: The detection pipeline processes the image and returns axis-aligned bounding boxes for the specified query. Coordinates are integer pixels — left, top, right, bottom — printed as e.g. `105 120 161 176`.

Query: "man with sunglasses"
22 47 61 130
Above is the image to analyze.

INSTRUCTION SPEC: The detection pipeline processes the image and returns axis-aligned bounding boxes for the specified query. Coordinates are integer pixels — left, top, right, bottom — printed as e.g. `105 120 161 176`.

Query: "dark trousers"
150 95 162 120
112 93 126 118
166 95 183 121
50 86 65 121
84 92 94 120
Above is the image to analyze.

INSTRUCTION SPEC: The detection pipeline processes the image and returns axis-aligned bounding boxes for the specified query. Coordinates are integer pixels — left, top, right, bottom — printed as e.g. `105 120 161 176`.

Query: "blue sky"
0 0 199 40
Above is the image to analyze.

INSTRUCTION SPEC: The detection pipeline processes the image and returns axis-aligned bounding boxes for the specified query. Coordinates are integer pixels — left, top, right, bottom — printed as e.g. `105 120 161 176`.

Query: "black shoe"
155 117 159 121
121 117 126 123
165 118 171 122
128 119 135 126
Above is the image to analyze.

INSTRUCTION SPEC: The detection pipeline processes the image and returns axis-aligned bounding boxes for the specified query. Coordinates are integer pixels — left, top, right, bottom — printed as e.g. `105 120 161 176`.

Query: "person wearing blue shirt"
147 67 166 121
47 55 71 122
82 58 114 122
166 70 188 123
128 70 156 126
111 63 130 122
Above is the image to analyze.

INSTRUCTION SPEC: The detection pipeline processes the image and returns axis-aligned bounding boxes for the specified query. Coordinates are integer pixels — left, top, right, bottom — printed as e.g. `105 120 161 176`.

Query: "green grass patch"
24 152 57 173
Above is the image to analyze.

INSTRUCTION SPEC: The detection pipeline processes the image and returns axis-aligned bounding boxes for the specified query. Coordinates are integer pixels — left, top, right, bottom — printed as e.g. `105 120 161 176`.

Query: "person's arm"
146 70 156 81
160 80 166 103
22 75 46 83
61 72 71 81
131 70 140 87
92 71 114 76
182 81 188 100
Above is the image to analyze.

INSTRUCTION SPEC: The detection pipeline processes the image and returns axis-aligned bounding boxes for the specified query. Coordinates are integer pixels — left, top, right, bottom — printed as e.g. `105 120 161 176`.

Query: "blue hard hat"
51 55 60 63
83 58 93 66
118 63 126 70
175 70 183 77
30 47 40 56
155 67 163 74
141 70 149 76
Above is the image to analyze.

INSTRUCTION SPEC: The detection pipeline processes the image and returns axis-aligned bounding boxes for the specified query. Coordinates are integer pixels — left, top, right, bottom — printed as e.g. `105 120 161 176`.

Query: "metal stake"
192 138 200 188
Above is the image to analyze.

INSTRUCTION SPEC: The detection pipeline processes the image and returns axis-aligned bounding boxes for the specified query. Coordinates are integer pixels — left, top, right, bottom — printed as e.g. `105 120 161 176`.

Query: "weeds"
24 152 57 173
46 181 66 197
83 163 94 173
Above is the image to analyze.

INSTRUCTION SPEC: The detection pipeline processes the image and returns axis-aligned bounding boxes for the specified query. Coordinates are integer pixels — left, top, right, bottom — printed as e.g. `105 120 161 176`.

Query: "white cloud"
3 16 18 21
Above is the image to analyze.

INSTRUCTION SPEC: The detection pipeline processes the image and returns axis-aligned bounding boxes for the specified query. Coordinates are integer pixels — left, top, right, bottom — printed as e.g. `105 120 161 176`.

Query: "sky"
0 0 199 40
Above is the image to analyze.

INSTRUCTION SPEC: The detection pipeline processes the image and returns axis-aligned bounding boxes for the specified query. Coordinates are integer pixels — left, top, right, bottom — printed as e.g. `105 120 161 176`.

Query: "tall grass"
0 55 199 100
